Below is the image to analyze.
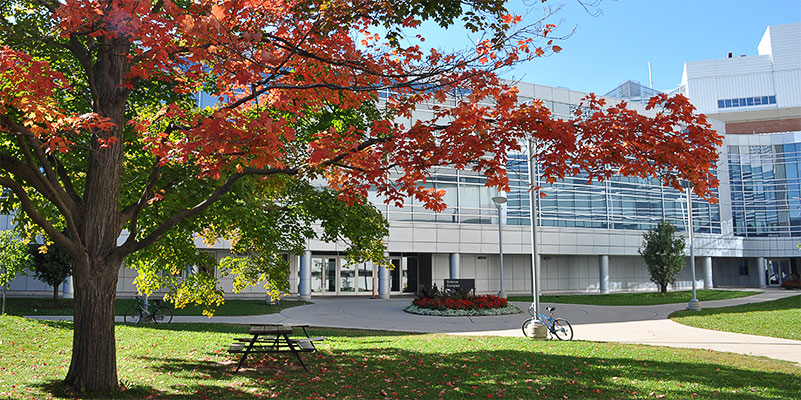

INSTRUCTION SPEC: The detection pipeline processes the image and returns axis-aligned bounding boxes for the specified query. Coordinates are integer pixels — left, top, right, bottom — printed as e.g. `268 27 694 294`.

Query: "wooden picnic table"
228 323 324 372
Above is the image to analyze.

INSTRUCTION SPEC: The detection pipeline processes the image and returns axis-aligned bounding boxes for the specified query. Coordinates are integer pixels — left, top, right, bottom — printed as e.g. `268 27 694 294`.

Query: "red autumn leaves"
2 0 722 212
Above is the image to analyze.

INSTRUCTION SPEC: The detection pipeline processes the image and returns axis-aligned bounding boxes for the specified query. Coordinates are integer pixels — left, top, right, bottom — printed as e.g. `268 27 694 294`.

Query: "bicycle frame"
125 297 173 324
535 312 560 334
526 304 571 339
135 299 161 321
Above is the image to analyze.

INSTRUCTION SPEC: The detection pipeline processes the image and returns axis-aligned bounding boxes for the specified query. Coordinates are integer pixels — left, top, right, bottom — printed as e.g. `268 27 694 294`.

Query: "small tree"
639 220 686 294
30 243 73 301
0 231 31 313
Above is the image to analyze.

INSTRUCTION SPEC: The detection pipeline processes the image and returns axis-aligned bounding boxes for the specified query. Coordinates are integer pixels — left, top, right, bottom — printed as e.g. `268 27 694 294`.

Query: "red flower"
413 294 507 311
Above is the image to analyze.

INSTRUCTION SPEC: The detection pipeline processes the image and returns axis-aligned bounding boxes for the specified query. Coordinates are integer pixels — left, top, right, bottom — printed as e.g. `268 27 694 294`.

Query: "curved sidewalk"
193 289 801 365
32 289 801 365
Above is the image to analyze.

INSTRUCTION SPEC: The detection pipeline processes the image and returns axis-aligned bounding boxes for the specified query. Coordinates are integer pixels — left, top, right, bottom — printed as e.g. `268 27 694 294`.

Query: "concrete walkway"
32 289 801 365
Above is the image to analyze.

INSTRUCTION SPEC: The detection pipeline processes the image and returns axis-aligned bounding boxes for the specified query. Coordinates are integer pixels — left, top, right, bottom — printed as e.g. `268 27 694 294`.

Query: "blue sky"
423 0 801 94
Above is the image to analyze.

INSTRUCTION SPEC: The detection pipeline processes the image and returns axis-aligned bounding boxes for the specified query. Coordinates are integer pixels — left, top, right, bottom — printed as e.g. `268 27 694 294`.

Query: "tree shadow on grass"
115 322 410 338
18 318 801 399
30 378 272 400
31 339 801 399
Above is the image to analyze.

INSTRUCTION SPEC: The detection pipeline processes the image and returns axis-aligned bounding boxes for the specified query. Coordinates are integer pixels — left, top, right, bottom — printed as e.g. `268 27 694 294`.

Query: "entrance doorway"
311 257 336 293
389 254 432 294
310 255 377 295
766 259 792 286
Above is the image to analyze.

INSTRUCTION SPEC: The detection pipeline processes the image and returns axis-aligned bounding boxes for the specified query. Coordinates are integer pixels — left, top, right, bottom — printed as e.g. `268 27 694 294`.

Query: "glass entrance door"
311 257 337 293
389 257 404 293
767 259 791 286
389 256 421 294
357 262 375 294
310 257 376 295
340 261 356 293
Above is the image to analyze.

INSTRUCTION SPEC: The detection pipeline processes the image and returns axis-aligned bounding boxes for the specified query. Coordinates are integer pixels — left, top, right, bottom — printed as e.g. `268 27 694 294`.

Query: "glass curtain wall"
369 96 722 234
536 173 721 233
372 162 531 226
728 143 801 237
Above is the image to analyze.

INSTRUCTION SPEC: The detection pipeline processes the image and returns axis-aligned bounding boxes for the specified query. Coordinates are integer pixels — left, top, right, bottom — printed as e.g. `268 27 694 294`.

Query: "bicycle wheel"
151 307 173 324
552 318 573 341
521 318 534 337
124 307 142 324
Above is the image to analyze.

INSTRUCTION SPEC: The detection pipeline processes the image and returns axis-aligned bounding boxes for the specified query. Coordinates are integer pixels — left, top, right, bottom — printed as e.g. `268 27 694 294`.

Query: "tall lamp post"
686 185 702 311
525 139 547 338
492 195 507 298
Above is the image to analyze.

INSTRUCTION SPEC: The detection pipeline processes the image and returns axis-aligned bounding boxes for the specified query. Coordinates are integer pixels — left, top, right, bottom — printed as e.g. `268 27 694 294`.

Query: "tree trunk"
53 283 59 301
62 39 130 393
660 284 667 294
2 285 6 314
63 258 122 392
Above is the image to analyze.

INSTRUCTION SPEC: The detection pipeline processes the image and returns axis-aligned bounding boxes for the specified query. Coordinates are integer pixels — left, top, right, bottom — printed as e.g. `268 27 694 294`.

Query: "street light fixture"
525 138 547 338
492 195 507 299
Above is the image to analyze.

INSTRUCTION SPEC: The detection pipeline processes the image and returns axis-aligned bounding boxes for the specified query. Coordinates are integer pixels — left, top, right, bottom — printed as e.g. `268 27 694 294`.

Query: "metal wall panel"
775 71 801 107
686 78 718 113
765 23 801 71
685 55 772 78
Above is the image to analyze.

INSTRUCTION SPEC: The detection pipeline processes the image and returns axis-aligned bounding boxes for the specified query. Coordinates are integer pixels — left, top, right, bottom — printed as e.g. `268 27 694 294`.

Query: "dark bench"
228 324 325 372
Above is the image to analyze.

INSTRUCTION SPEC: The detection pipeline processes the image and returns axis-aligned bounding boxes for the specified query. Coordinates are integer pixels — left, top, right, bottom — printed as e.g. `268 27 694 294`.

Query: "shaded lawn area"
1 317 799 399
508 289 760 306
670 294 801 340
2 297 308 317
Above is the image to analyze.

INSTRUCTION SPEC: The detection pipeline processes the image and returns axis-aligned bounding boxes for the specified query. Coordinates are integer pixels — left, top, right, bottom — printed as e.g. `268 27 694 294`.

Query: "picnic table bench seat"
228 324 325 372
227 337 325 353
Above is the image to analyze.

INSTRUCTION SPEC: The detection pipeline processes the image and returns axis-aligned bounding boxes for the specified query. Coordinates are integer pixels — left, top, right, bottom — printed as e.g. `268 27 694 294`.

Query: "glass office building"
5 24 800 298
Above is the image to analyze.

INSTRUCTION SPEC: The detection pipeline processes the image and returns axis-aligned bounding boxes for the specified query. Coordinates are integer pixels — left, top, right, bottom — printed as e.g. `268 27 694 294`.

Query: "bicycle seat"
546 306 555 312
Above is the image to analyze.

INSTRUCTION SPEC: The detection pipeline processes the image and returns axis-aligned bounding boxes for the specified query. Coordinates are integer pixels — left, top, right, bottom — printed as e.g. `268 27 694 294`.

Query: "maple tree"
0 0 721 393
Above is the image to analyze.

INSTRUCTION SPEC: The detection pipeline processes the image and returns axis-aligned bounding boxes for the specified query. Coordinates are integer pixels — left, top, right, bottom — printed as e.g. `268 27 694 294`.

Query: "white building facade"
5 24 800 299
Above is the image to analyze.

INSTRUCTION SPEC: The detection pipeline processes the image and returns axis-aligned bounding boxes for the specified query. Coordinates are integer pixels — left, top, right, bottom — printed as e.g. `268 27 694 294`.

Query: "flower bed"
413 294 508 310
780 278 800 289
405 294 521 316
404 304 521 316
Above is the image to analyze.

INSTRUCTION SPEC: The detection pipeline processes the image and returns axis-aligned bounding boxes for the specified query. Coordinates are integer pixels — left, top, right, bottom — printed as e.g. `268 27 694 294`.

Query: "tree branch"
115 166 298 257
118 161 162 247
49 154 82 205
68 34 97 103
18 133 67 203
0 177 81 260
1 116 79 214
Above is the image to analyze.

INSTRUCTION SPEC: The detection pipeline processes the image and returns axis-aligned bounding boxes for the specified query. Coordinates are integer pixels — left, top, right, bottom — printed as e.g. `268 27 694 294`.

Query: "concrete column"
702 256 713 289
299 250 311 300
757 257 767 287
378 263 390 299
449 253 461 279
599 255 609 294
61 275 74 299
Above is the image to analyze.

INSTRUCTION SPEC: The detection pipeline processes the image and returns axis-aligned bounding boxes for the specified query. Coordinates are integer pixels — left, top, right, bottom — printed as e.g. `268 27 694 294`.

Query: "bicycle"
124 297 174 324
521 304 573 340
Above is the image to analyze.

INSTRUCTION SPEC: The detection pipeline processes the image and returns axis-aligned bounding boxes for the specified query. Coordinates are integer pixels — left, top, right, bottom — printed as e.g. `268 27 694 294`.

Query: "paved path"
32 289 801 365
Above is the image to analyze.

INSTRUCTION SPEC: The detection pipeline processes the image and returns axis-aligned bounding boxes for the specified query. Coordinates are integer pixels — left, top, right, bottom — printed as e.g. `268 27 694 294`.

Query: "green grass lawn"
2 297 308 317
508 289 760 306
1 316 799 399
670 294 801 340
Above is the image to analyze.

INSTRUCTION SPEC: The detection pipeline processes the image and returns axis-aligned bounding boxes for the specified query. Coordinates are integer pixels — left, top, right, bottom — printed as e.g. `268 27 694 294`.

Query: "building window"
717 95 776 109
738 259 749 276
